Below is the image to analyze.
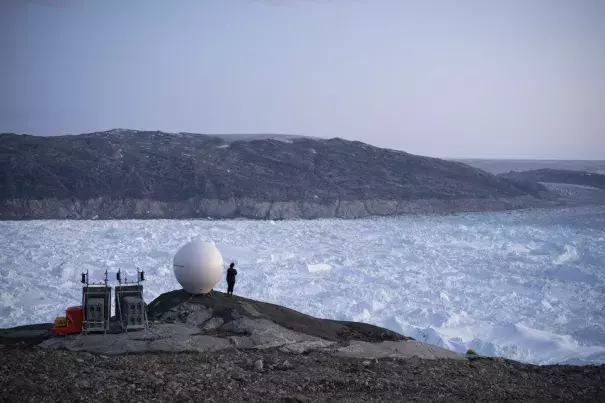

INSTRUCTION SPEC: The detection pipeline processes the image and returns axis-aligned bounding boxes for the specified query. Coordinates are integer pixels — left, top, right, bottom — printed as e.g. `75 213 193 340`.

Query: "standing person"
226 262 237 296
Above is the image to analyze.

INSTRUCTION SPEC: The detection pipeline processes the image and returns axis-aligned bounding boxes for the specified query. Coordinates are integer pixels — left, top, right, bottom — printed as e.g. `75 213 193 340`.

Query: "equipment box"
115 285 143 316
115 284 147 330
82 286 111 333
122 296 146 329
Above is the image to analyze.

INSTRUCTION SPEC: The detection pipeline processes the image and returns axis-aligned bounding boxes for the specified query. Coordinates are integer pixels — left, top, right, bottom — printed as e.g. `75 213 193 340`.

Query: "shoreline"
0 198 573 222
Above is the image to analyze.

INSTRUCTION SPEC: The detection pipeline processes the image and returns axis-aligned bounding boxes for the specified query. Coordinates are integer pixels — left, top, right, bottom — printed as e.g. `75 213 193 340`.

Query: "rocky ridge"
0 130 555 219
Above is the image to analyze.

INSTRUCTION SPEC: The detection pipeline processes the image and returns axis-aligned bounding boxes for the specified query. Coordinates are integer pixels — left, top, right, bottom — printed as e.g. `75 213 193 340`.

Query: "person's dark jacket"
227 267 237 283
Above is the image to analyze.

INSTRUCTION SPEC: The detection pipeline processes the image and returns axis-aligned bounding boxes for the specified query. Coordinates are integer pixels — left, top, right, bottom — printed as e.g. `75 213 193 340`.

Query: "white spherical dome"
173 240 224 294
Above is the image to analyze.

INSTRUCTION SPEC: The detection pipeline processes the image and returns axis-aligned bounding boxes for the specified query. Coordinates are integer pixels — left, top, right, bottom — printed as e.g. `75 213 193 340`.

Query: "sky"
1 0 604 159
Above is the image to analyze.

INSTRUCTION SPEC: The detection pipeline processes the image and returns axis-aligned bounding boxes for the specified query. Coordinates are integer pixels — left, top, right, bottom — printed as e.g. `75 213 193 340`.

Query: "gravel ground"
1 345 604 403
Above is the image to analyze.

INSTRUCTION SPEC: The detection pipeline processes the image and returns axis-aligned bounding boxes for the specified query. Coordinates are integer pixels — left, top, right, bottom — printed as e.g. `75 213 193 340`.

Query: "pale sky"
1 0 604 159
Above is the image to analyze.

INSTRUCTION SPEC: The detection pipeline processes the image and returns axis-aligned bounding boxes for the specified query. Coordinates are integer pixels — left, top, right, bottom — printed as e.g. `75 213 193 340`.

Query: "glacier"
0 205 604 365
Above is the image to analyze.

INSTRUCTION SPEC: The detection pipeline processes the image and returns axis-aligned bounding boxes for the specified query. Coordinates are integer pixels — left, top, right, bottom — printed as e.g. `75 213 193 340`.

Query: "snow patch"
307 263 332 273
553 244 579 265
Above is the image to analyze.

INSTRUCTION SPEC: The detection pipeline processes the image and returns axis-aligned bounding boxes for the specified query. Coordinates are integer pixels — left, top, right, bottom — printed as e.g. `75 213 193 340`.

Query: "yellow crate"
54 317 68 327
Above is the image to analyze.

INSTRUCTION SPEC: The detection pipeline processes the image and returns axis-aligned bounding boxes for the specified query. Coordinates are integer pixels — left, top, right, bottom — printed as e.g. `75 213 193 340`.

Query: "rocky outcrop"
37 319 462 360
145 290 408 343
0 130 554 219
36 293 461 360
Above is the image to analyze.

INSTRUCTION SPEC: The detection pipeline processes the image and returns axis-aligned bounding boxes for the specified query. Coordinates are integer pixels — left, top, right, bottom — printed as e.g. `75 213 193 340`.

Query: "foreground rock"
0 130 554 219
1 347 604 402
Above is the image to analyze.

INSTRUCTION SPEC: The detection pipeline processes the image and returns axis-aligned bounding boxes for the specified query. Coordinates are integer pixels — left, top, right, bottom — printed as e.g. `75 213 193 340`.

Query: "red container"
66 306 83 328
53 305 83 336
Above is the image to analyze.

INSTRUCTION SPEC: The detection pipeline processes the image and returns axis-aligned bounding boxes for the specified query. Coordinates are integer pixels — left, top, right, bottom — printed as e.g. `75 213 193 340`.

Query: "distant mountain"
457 159 605 175
498 169 605 191
0 130 554 219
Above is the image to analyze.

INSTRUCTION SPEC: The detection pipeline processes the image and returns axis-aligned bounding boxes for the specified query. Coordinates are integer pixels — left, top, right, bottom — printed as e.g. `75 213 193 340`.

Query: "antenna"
81 270 88 285
136 267 145 284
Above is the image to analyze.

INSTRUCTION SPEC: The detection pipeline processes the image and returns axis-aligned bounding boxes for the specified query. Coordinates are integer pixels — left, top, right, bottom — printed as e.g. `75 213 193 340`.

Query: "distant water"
1 205 604 365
